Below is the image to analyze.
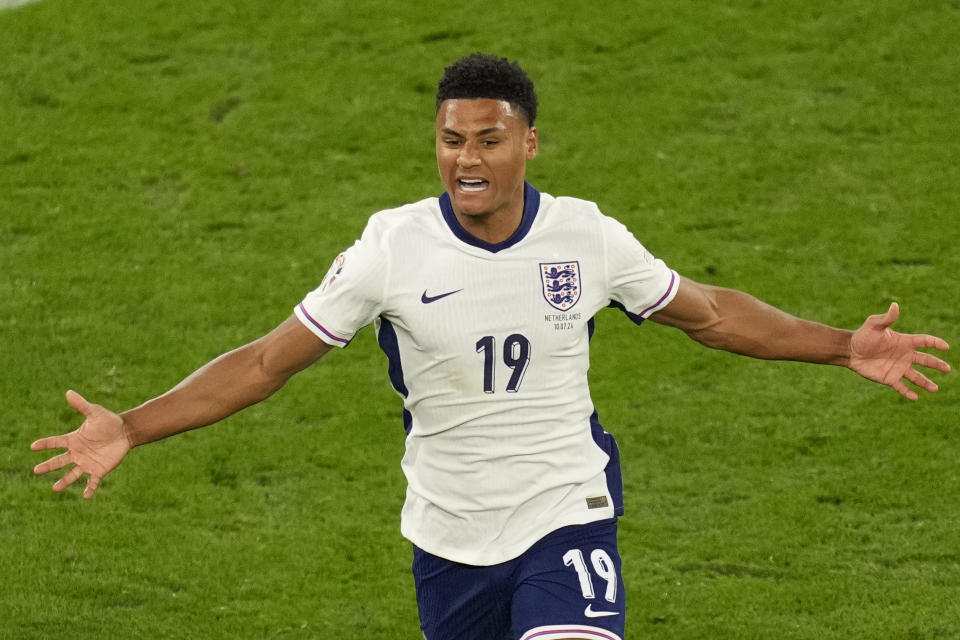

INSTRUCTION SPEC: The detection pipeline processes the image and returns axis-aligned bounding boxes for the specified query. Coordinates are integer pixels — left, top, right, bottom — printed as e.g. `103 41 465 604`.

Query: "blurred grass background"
2 0 957 637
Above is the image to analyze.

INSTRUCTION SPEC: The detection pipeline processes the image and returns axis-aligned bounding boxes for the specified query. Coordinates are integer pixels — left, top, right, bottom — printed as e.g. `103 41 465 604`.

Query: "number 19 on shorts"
563 548 618 603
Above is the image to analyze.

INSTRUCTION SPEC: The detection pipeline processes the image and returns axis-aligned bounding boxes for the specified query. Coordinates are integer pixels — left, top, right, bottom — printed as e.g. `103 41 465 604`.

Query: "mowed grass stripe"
0 0 45 9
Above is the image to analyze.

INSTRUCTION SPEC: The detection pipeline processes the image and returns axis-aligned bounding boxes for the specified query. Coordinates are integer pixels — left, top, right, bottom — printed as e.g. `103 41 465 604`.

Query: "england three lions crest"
540 261 581 311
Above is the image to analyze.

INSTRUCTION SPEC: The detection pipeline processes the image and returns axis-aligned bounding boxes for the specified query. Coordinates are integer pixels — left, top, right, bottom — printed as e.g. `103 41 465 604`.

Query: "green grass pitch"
2 1 958 638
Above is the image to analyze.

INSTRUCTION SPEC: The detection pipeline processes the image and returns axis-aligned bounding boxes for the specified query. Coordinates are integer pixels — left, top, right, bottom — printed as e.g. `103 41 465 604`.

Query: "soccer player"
32 54 950 640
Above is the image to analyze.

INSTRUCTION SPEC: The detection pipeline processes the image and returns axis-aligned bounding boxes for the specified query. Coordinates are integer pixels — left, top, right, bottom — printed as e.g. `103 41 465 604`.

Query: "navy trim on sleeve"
607 300 645 326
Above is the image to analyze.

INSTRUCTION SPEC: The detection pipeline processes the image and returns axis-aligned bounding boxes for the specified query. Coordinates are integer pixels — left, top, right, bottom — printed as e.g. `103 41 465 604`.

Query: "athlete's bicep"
256 314 333 381
648 277 721 332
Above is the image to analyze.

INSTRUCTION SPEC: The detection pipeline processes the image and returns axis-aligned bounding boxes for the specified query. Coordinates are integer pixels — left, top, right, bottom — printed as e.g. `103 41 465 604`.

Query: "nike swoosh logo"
583 604 620 618
421 289 462 304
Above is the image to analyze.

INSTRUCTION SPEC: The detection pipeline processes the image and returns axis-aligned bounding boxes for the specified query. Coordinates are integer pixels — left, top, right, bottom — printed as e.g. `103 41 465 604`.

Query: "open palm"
848 303 951 401
31 390 133 499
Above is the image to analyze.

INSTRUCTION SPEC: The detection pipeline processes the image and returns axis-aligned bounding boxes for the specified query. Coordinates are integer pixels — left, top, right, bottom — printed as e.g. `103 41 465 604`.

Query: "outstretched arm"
650 277 950 400
31 315 332 498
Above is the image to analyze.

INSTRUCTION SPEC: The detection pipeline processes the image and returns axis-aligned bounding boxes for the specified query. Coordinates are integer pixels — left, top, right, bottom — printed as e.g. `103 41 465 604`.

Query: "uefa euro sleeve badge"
319 253 346 292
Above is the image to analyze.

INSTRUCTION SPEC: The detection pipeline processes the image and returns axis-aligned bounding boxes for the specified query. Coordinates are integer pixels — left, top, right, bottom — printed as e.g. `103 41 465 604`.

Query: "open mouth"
458 178 489 192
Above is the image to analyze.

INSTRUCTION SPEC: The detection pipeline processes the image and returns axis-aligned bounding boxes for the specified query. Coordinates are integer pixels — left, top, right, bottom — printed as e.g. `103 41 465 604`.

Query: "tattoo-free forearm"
118 342 286 447
117 316 330 447
682 287 853 365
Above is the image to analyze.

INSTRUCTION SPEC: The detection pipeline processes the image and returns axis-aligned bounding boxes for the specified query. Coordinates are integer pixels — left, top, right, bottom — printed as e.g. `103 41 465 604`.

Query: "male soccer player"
32 54 950 640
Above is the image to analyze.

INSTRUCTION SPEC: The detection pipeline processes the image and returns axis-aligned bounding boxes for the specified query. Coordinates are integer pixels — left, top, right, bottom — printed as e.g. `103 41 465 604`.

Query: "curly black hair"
436 53 538 126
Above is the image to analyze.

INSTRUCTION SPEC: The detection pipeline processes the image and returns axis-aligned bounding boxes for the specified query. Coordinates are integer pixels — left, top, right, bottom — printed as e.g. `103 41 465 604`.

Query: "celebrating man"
33 54 950 640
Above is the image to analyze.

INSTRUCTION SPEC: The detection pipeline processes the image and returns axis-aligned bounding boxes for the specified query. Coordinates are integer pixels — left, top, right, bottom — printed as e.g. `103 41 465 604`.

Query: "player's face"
436 98 538 230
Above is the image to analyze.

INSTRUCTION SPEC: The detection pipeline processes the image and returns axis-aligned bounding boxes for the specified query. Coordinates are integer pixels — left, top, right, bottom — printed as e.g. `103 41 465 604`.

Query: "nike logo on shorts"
583 604 620 618
421 289 462 304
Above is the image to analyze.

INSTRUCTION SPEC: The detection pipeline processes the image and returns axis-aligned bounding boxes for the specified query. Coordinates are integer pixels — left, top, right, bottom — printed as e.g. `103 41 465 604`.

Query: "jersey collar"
439 182 541 253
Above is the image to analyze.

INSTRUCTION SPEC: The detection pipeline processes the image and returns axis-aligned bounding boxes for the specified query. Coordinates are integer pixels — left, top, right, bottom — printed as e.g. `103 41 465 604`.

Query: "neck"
454 211 518 244
453 186 527 245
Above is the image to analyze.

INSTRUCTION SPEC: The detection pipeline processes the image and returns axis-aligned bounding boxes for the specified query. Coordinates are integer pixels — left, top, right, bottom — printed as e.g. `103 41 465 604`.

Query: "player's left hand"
848 303 950 401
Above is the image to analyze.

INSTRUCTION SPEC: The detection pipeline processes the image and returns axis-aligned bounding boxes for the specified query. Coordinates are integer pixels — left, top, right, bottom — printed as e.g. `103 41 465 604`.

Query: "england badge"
540 261 581 311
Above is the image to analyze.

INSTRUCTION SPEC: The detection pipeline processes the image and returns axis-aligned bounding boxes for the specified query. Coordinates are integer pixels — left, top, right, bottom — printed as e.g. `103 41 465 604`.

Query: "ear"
526 127 539 160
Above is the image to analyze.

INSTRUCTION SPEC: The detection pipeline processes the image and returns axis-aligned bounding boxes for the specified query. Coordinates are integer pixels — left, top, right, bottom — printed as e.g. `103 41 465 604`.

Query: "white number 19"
562 548 618 603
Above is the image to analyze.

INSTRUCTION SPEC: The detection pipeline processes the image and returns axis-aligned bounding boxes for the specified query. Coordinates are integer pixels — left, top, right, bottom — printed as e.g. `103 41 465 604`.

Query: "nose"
456 143 480 169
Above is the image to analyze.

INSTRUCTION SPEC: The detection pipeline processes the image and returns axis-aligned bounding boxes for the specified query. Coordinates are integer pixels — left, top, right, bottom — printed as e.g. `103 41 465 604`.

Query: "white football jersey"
295 184 678 565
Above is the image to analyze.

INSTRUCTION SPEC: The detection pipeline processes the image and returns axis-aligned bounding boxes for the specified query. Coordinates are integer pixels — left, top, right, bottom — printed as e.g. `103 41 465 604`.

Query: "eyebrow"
440 126 504 138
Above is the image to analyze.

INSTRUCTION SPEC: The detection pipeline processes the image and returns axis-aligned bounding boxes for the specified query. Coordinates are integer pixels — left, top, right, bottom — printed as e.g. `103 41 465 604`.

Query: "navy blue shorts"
413 519 624 640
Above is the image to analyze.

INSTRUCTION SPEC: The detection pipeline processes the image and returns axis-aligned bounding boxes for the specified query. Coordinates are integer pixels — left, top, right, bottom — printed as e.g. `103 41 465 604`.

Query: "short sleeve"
601 213 679 323
294 216 390 347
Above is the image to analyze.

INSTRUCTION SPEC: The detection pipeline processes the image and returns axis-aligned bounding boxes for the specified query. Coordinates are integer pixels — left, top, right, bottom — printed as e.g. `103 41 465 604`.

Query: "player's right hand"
31 390 133 499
